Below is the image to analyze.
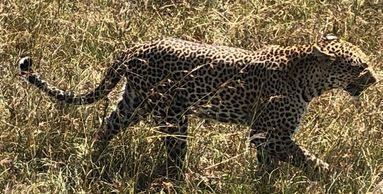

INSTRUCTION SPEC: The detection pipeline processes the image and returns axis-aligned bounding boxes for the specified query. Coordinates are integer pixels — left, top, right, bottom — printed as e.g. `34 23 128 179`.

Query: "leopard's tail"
18 56 126 105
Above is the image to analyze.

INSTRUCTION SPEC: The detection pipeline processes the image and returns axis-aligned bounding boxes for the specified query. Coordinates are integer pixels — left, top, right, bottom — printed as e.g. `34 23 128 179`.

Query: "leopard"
18 34 377 178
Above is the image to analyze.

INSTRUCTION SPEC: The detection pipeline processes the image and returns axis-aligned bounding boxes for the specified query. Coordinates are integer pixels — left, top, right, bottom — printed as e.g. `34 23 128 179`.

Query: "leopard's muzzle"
345 68 377 97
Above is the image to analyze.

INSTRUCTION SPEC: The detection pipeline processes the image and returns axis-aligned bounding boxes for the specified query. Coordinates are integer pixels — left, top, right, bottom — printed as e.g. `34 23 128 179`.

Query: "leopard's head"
313 34 377 97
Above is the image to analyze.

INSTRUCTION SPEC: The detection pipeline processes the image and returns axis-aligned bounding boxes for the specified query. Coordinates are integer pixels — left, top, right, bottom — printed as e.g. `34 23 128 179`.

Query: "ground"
0 0 382 193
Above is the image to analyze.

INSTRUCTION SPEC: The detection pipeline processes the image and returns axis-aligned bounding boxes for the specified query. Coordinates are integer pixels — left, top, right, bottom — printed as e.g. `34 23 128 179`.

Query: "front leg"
250 96 329 176
92 86 143 162
251 131 329 174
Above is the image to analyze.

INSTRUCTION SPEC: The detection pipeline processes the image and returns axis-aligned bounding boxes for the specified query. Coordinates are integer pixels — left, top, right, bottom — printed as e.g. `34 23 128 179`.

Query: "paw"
19 56 33 73
322 162 329 171
308 161 330 179
317 160 330 172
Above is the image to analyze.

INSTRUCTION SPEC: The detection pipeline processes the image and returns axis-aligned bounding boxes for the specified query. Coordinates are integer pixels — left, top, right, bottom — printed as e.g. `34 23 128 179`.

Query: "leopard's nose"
364 67 378 85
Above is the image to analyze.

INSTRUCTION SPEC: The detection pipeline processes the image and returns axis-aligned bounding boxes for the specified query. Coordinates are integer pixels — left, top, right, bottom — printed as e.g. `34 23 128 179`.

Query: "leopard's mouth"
345 69 377 96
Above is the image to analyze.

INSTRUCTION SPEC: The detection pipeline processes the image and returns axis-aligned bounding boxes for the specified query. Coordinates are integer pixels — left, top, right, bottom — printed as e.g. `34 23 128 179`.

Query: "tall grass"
1 0 382 193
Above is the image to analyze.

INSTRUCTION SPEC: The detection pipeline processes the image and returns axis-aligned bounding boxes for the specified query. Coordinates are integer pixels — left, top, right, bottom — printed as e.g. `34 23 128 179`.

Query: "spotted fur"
19 35 377 176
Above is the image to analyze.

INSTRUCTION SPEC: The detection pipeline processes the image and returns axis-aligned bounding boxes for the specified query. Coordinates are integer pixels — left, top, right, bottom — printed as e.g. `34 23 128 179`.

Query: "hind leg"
92 86 143 162
161 115 188 175
152 93 189 177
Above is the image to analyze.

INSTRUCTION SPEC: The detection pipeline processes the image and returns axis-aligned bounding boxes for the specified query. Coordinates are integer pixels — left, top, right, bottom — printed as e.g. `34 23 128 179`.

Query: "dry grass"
1 0 383 193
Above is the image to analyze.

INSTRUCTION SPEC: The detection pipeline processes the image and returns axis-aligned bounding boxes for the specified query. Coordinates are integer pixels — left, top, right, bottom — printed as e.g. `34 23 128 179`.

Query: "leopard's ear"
312 45 336 62
321 34 339 42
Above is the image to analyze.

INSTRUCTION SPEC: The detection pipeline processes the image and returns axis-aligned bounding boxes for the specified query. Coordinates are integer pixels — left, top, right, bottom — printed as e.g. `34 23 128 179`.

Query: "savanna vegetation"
0 0 382 193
